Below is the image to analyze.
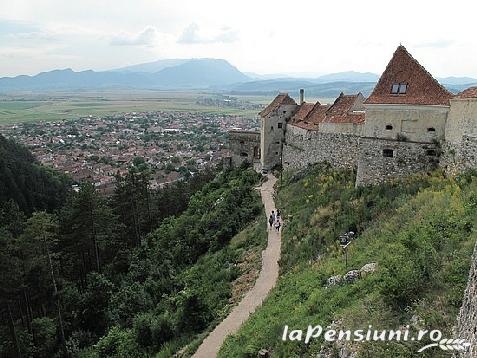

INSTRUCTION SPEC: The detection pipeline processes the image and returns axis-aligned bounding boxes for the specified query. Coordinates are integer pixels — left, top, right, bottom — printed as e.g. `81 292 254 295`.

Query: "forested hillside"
0 134 70 214
0 136 265 357
220 164 477 357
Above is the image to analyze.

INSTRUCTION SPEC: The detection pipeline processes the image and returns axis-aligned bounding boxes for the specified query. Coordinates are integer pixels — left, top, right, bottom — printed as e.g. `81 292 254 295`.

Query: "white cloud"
1 0 477 77
110 27 158 47
177 23 238 44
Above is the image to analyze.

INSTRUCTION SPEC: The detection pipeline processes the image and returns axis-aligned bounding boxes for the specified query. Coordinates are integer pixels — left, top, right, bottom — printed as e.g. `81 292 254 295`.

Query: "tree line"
0 135 262 357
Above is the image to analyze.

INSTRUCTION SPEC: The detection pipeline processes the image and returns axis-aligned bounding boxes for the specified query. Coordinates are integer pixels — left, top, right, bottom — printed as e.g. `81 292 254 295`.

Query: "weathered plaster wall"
282 124 360 170
363 104 448 143
319 122 363 136
446 99 477 144
355 137 439 186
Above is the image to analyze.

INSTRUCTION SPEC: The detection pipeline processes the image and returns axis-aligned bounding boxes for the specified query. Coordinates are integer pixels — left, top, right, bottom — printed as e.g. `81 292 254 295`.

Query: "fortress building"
229 45 477 185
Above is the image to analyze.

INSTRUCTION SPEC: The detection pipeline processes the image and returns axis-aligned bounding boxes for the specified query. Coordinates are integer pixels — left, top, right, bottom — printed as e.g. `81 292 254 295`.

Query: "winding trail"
192 174 281 358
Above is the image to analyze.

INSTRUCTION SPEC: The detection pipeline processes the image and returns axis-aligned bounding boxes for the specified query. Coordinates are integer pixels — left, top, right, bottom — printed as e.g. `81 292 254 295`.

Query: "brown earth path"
192 174 281 358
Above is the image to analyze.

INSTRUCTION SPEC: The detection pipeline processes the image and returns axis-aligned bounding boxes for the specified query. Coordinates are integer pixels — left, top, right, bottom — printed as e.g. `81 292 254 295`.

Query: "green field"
0 91 267 125
0 90 334 125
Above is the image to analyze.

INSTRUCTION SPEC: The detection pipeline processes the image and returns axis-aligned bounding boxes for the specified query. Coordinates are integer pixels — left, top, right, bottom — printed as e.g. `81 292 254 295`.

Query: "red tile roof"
456 86 477 99
323 93 365 124
290 102 315 123
304 102 330 124
365 45 453 106
290 92 365 129
259 93 296 117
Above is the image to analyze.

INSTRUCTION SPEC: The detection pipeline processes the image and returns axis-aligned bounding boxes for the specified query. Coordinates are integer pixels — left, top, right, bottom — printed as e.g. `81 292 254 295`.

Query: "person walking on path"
268 214 274 229
271 210 276 223
192 174 280 358
276 209 281 221
274 219 281 232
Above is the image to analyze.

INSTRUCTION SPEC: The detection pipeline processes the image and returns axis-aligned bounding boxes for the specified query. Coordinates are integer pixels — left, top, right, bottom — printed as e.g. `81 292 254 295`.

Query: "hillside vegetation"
220 164 477 357
0 134 70 214
0 135 267 358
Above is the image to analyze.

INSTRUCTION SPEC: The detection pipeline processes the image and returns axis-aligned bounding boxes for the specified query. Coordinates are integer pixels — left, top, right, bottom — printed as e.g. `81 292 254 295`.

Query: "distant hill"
226 79 377 98
111 59 190 73
315 71 380 83
152 59 250 88
437 76 477 86
0 59 250 91
2 62 476 95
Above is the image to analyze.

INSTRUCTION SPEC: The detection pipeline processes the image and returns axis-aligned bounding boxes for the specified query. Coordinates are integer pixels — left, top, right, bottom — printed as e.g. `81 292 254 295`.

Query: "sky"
1 0 477 78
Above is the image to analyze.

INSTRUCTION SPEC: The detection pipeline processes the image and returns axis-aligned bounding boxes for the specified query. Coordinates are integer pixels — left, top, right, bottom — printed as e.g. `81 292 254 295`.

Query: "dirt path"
192 174 281 358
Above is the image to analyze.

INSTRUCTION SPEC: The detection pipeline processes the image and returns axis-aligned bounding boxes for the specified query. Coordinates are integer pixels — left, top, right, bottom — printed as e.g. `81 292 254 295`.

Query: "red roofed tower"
362 45 452 143
356 45 452 186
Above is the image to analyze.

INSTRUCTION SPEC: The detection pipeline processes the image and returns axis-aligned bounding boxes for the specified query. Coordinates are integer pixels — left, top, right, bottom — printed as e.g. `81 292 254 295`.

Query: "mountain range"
1 58 476 96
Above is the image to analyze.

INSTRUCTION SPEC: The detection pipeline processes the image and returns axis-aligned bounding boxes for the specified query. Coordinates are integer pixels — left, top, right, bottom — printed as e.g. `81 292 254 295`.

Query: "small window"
391 83 407 94
275 152 279 155
426 149 437 156
383 149 394 158
240 152 248 157
239 140 244 144
278 123 283 129
275 141 280 144
282 110 287 114
398 83 407 94
385 125 393 130
271 126 274 130
427 127 436 132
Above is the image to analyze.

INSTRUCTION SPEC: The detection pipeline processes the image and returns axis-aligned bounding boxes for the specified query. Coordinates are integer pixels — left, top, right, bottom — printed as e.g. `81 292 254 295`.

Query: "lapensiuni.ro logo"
282 325 471 353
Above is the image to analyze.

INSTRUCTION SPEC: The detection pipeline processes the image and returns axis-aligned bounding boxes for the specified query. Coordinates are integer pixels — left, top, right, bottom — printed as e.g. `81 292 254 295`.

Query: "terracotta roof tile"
365 45 453 106
456 86 477 99
303 102 330 126
259 93 296 117
322 92 365 124
289 92 365 129
290 102 315 123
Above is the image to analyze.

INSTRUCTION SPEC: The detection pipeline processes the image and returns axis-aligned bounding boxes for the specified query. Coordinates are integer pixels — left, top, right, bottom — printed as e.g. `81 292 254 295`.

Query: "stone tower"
444 87 477 172
259 93 297 171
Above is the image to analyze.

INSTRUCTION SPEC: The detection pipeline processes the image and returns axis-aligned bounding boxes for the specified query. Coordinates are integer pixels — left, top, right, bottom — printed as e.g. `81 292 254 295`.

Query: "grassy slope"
219 165 477 357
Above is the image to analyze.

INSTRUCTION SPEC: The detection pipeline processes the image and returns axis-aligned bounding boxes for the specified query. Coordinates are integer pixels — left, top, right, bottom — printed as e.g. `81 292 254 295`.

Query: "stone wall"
461 136 477 169
282 124 360 170
441 135 477 175
445 98 477 144
228 130 260 167
355 137 439 186
454 240 477 358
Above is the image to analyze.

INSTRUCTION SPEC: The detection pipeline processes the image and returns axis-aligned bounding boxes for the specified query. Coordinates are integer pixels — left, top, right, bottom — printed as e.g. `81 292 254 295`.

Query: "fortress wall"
282 125 360 170
454 240 477 358
355 137 439 186
446 99 477 144
441 135 477 175
228 130 260 167
318 122 363 136
363 105 448 143
461 136 477 169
